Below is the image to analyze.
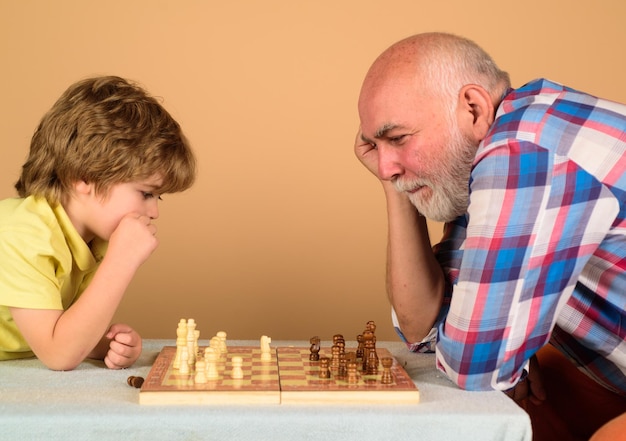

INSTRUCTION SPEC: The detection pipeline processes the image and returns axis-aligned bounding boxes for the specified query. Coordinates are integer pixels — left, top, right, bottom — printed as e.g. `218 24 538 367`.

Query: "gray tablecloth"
0 339 531 440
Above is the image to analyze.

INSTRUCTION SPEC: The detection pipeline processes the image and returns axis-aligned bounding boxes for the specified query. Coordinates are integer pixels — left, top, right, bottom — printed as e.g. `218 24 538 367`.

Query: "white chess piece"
173 318 187 369
260 335 272 362
195 360 207 383
216 331 227 355
231 356 244 379
205 347 219 380
186 319 197 366
179 346 190 375
210 336 220 353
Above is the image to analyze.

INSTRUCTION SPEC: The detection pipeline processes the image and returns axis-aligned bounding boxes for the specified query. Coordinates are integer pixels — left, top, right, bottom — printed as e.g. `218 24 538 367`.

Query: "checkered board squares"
139 346 420 405
277 347 420 404
139 346 281 405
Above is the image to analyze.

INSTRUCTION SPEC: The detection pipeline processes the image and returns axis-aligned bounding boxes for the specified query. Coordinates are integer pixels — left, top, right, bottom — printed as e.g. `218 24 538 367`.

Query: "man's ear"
456 84 496 142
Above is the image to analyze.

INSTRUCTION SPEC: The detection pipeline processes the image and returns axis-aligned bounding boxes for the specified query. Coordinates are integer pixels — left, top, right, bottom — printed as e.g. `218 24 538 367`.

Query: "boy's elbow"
36 351 86 371
42 358 81 371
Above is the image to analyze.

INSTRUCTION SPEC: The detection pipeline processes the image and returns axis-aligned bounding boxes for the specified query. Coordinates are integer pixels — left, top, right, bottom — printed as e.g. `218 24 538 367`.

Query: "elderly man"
355 32 626 441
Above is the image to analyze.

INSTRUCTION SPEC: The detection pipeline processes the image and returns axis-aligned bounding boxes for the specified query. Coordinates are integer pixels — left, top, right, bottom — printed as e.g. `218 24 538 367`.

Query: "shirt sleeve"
435 139 619 391
0 226 66 310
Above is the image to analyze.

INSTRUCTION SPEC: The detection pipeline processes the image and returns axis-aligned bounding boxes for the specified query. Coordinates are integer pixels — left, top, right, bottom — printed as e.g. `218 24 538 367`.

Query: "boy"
0 76 196 370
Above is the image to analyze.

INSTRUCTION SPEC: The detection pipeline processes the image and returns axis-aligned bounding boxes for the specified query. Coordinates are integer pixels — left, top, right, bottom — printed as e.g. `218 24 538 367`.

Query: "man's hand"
505 355 547 405
354 127 381 178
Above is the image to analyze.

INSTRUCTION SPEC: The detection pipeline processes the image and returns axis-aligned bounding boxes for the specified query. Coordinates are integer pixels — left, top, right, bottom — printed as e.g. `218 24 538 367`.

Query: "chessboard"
139 345 281 405
139 345 420 405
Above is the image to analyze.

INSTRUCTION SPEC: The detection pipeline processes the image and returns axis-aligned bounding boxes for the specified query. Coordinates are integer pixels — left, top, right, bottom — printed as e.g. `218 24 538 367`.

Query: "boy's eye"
142 192 163 200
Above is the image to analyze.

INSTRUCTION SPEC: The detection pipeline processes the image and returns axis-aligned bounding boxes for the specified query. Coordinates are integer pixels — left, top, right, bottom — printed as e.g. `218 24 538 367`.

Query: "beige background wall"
1 0 625 342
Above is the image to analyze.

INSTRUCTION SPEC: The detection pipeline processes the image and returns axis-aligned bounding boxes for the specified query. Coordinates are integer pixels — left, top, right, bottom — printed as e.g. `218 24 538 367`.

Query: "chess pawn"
319 357 331 379
260 335 272 362
332 334 344 345
231 356 244 379
380 357 394 385
205 347 219 380
337 351 347 379
195 360 207 384
347 361 359 385
216 331 228 355
210 336 221 353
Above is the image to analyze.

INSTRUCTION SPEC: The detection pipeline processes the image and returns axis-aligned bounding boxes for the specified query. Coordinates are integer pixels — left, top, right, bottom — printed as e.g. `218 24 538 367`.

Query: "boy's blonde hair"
15 76 196 203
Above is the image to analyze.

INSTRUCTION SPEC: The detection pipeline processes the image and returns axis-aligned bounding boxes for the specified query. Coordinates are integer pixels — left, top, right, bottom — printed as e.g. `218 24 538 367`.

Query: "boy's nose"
148 202 159 220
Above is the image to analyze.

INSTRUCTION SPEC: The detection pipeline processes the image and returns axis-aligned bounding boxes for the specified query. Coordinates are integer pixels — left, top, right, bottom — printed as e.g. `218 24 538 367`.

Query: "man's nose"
377 145 404 181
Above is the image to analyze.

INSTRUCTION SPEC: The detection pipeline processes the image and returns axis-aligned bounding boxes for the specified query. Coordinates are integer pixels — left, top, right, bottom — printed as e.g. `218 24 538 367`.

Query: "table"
0 339 532 441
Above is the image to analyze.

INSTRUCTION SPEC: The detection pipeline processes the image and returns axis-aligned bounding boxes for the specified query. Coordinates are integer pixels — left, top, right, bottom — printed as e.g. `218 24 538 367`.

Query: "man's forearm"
384 183 445 342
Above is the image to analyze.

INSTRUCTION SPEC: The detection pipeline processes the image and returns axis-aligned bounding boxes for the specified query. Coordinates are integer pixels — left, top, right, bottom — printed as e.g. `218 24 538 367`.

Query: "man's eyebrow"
374 123 399 139
361 123 402 144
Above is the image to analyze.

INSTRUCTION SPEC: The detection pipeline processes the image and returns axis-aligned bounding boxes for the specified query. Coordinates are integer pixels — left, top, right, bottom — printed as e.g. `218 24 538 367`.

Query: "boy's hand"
103 323 142 369
107 213 159 270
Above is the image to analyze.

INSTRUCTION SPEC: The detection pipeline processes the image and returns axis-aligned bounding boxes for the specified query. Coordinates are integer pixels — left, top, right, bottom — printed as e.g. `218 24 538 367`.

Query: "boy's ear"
456 84 496 143
73 180 93 195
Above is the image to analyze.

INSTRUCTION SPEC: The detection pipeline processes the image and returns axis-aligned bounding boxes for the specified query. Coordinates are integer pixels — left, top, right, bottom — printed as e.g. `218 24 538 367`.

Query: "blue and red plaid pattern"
396 79 626 395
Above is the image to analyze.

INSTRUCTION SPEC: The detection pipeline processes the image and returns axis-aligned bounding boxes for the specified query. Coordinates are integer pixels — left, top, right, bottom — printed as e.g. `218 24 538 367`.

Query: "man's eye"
389 135 406 144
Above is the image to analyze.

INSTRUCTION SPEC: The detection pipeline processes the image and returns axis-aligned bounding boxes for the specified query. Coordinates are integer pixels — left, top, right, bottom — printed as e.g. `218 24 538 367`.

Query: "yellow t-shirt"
0 196 107 360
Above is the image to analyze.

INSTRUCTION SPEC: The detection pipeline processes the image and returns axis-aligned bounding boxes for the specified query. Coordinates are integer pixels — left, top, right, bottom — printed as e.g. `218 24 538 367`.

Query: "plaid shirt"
395 79 626 395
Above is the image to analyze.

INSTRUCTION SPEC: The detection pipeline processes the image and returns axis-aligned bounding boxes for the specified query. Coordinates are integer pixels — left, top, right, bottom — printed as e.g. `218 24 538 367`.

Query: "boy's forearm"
25 256 137 370
87 334 112 360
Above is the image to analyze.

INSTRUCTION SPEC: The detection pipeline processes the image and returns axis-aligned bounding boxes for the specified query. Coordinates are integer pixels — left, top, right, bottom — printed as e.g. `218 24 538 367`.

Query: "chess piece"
217 331 228 355
173 318 187 369
210 336 221 353
194 330 200 358
195 360 207 383
319 357 331 379
366 346 378 375
260 335 272 362
347 361 359 384
231 356 244 379
362 330 378 371
179 346 190 375
380 357 394 385
356 334 364 360
330 345 340 372
205 347 219 380
186 318 197 366
309 336 320 361
366 322 378 363
337 351 347 379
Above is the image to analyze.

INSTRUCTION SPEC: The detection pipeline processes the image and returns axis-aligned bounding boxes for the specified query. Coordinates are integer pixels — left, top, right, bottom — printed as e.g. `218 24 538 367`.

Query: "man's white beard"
394 124 476 222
